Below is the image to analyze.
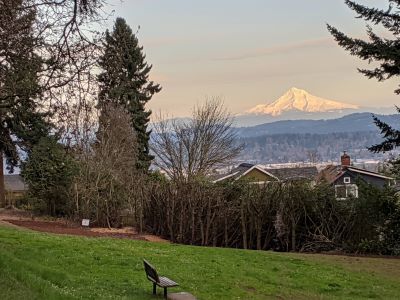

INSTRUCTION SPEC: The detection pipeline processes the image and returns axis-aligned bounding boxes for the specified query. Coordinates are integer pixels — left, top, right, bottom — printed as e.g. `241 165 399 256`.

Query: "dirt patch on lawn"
0 208 168 243
4 219 148 240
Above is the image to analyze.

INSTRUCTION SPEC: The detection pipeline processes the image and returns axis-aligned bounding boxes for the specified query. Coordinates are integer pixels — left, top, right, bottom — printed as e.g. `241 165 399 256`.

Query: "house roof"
317 165 394 184
241 165 279 181
267 166 318 181
212 164 317 183
212 163 278 183
346 167 394 180
4 175 28 192
211 164 250 182
316 165 344 184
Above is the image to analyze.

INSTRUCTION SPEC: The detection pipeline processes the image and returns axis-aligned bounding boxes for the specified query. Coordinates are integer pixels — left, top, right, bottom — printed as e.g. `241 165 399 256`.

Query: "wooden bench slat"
158 276 179 287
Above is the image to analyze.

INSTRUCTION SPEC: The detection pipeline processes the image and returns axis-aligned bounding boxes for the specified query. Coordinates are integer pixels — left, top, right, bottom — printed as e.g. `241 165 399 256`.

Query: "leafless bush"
72 104 146 228
143 180 287 250
142 179 360 252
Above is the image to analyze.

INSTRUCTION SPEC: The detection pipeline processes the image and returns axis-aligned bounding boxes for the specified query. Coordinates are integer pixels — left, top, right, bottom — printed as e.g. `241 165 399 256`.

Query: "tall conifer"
98 18 161 170
327 1 400 152
0 0 49 205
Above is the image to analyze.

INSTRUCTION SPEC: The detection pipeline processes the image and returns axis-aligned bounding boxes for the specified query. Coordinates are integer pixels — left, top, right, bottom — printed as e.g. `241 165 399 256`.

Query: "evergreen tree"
21 136 77 216
327 1 400 153
0 0 50 206
98 18 161 170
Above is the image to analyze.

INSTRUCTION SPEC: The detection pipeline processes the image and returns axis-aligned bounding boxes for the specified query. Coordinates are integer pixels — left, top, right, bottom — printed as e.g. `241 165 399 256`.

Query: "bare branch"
151 98 243 182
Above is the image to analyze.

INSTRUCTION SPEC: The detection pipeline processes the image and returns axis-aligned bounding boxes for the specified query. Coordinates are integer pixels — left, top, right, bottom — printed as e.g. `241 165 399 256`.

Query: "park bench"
143 259 178 299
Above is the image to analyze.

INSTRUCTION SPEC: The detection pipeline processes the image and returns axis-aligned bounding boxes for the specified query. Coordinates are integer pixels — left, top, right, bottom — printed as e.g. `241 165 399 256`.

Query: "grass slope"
0 226 400 300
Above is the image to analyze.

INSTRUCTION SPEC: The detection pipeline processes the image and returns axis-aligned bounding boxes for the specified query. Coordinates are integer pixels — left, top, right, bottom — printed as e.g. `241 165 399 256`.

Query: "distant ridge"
246 87 359 116
235 112 398 137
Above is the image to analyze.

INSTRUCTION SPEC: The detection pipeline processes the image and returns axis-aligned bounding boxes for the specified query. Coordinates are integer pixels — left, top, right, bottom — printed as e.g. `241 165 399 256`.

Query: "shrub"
142 178 400 255
21 136 78 216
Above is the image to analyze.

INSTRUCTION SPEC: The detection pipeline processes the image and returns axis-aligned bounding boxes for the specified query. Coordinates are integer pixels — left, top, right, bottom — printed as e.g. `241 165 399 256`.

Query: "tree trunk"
178 206 184 243
291 222 296 252
224 215 228 247
204 199 211 245
256 222 262 250
191 210 195 245
240 204 248 249
0 152 5 207
74 182 79 215
199 216 205 246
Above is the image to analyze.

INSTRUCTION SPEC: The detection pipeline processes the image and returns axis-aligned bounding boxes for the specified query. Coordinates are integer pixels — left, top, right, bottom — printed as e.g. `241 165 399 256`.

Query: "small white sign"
81 219 90 227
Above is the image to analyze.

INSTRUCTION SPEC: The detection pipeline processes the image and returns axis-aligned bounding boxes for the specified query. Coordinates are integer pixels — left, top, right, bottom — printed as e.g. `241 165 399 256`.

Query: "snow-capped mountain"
231 87 391 126
246 87 359 116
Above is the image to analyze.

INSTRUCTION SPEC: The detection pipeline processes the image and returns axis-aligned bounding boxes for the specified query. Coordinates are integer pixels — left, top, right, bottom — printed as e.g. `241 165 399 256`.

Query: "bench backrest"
143 259 160 283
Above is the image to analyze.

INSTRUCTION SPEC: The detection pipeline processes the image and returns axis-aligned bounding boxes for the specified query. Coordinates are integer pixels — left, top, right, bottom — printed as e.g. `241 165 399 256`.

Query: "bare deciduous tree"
151 99 243 182
30 0 106 141
73 103 145 228
306 150 319 165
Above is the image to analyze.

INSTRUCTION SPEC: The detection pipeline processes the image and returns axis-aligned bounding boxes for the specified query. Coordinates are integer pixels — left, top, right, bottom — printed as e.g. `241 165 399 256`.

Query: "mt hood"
246 87 359 116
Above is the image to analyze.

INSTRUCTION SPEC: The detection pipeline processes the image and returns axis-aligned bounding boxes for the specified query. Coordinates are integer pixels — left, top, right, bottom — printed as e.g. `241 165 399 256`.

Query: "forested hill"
235 113 398 137
238 131 387 163
234 113 400 163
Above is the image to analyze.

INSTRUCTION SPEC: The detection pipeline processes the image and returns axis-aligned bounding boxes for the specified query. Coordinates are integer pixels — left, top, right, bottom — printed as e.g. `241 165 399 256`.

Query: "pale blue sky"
104 0 399 116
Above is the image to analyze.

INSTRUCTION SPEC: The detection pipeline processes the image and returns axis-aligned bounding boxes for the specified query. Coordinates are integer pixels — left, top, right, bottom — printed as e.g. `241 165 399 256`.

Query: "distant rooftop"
212 163 318 183
267 166 318 181
4 175 28 192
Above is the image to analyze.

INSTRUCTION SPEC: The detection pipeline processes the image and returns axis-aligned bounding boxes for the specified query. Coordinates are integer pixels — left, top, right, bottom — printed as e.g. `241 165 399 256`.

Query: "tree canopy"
328 0 400 94
328 0 400 153
0 0 50 204
98 18 161 170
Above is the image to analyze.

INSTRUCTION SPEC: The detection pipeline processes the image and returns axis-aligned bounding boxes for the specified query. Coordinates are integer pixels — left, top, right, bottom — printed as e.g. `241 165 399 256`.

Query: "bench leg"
153 283 156 295
164 287 167 299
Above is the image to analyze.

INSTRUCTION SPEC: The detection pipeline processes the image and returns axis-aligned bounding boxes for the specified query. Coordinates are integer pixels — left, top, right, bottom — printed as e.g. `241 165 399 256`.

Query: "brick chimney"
341 151 350 166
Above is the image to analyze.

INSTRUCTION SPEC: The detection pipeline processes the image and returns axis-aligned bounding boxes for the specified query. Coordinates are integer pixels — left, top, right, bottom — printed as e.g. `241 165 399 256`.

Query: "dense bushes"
350 181 400 255
20 139 400 255
20 151 400 255
143 180 323 251
21 136 78 216
143 179 400 255
19 119 400 255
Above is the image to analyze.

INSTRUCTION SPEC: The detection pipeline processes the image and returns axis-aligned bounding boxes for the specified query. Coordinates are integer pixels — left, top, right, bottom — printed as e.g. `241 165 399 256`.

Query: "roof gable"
213 164 278 183
239 165 278 181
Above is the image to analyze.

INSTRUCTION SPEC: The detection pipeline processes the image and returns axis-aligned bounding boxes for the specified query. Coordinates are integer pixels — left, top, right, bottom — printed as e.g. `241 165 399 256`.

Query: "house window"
347 184 358 198
335 185 347 199
335 184 358 199
344 177 351 184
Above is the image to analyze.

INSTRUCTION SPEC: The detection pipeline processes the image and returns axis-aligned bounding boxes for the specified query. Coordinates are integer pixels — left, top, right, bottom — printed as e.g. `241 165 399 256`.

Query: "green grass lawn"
1 225 400 300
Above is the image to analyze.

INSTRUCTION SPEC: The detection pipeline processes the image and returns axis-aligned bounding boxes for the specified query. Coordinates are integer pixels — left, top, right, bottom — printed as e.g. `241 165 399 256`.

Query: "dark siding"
334 170 389 189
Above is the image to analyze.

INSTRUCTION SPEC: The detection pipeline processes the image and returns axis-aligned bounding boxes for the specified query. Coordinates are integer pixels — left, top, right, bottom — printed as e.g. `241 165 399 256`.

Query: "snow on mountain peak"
246 88 360 116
